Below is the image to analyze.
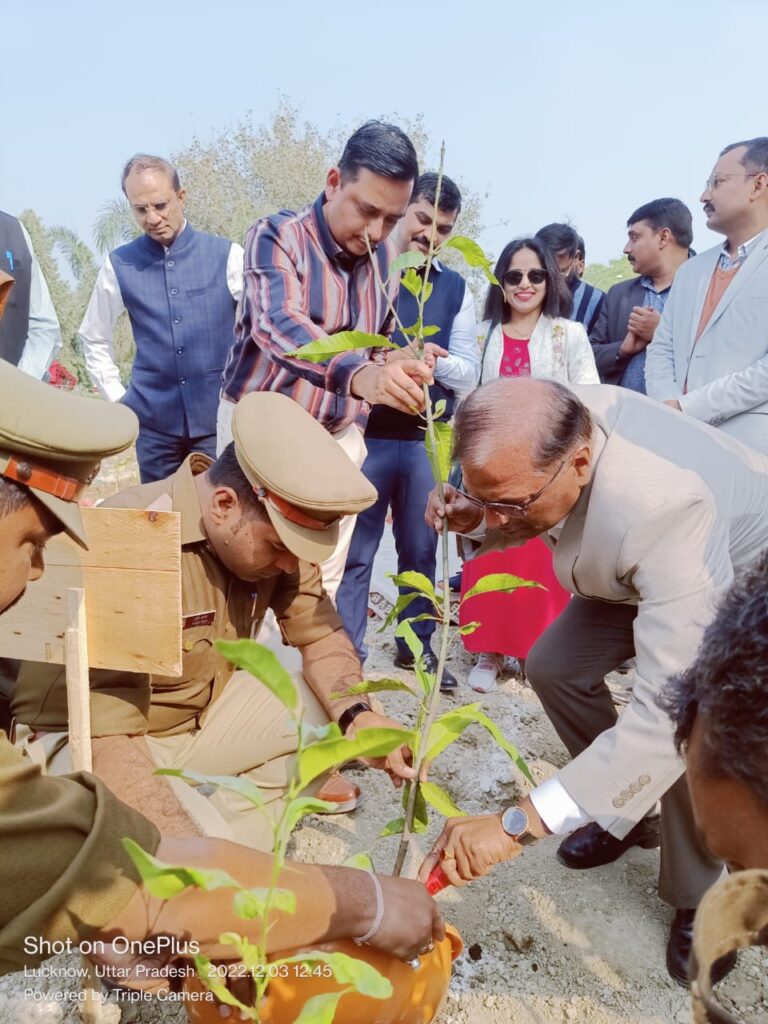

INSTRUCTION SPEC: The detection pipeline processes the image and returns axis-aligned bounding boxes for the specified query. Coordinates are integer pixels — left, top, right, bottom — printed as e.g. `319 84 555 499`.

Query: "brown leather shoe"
666 908 737 987
556 816 661 869
316 771 361 813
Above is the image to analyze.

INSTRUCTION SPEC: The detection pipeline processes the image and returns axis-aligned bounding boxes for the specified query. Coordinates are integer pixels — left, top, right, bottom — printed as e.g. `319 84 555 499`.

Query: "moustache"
703 204 715 216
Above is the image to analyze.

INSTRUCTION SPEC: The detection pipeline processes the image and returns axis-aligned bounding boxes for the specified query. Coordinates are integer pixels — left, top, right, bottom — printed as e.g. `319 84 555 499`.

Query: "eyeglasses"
704 172 758 192
457 456 568 520
502 268 548 287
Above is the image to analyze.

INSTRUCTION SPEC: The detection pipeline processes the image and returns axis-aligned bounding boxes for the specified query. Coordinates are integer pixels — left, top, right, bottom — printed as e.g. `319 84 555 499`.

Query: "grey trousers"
526 596 724 908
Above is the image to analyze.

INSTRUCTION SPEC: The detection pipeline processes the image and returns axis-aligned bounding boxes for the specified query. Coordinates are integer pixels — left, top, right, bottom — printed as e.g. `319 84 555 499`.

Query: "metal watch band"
338 701 372 735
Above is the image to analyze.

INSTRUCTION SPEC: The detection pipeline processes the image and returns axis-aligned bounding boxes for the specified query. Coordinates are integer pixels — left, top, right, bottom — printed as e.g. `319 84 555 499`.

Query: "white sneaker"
469 653 503 693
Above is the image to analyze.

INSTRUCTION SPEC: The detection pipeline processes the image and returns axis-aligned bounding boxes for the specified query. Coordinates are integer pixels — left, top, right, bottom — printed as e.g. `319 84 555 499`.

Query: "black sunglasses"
502 268 548 287
457 456 568 519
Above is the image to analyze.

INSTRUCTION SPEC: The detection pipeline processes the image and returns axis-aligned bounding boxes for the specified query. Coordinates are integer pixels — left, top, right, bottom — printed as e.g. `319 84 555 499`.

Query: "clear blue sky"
2 0 766 265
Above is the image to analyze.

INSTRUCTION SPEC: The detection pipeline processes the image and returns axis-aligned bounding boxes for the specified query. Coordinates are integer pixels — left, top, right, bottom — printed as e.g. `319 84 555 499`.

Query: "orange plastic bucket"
183 924 463 1024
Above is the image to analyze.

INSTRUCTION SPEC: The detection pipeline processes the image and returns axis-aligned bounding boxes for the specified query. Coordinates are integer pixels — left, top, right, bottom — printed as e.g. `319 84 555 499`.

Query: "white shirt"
16 222 62 380
431 264 480 398
78 226 244 401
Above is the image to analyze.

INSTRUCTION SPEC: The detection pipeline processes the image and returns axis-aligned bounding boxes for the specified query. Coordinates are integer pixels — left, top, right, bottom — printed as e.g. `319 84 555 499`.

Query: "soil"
2 460 766 1024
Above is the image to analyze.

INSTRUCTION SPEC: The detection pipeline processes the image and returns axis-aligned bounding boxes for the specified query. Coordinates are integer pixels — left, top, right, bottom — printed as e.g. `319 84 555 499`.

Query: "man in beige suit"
418 377 768 983
646 137 768 452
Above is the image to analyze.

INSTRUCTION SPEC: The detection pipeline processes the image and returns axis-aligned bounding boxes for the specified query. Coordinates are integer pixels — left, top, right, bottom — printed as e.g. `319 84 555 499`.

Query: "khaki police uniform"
13 392 377 850
0 354 155 975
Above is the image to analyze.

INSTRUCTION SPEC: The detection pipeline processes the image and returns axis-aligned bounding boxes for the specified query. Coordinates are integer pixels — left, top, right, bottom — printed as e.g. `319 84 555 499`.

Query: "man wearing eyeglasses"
646 138 768 453
418 376 768 984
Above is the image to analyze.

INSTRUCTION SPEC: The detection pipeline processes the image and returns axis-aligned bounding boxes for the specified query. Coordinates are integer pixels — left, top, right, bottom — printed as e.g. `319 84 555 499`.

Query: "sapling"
124 641 411 1023
286 149 540 877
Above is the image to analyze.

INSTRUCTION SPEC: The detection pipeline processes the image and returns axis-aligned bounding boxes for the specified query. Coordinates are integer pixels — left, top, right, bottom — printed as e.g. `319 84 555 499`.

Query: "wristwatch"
500 805 538 846
338 702 372 735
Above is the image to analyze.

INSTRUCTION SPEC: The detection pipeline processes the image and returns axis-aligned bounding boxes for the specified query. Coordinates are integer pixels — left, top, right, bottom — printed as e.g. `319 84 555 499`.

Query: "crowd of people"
2 122 768 1022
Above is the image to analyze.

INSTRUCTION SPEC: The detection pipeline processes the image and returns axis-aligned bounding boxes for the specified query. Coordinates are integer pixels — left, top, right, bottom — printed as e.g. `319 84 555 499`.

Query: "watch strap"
338 702 372 735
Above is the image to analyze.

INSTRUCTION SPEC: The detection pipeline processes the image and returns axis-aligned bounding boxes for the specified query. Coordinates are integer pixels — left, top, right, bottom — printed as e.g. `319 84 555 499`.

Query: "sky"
2 0 767 266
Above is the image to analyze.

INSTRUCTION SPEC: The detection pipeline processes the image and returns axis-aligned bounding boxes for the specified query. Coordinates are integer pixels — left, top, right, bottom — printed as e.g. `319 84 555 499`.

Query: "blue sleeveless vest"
366 263 465 440
112 225 236 437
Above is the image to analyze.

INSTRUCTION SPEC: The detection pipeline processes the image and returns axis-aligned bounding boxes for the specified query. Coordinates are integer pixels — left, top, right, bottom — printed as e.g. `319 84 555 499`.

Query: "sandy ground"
2 466 767 1023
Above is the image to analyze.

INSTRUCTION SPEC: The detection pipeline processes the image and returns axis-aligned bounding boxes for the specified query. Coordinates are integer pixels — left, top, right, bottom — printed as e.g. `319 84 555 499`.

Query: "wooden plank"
0 508 182 676
65 588 92 773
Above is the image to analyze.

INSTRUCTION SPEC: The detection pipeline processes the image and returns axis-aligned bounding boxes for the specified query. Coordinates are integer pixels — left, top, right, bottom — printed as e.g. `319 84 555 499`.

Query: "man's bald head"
453 378 593 472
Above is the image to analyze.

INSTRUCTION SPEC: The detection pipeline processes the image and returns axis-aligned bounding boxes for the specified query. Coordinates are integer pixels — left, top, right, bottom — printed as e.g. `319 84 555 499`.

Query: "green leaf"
193 954 252 1013
291 991 347 1024
378 590 421 632
422 280 433 303
284 797 341 834
403 782 430 833
389 570 438 607
380 816 406 837
298 728 413 789
401 268 422 298
432 399 447 419
393 618 424 666
425 421 453 483
122 839 241 899
459 620 481 636
391 250 427 275
219 932 262 981
420 781 466 818
155 768 265 809
422 324 440 337
426 704 533 782
461 573 543 604
300 721 343 744
331 678 418 699
214 639 297 712
442 236 499 283
232 886 296 920
342 850 374 871
285 331 398 363
276 951 392 999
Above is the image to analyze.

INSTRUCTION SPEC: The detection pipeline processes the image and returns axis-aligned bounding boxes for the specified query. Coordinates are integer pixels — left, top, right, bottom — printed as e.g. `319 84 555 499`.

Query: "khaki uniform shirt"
13 455 342 738
0 731 159 974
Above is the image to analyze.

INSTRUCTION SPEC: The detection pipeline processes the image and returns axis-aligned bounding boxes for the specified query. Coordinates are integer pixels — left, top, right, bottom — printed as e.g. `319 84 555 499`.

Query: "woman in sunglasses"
462 236 599 691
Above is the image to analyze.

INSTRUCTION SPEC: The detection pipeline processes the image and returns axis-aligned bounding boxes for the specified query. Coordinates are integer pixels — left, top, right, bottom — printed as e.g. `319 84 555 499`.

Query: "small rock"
484 995 496 1007
468 943 483 961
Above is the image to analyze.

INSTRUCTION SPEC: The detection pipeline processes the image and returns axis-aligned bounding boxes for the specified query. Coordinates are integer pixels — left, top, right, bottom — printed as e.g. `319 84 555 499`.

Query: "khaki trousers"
18 617 329 853
216 396 366 603
525 596 724 908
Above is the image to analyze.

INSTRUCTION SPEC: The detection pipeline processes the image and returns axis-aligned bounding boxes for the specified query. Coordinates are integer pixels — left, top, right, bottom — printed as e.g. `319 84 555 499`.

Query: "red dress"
459 335 571 658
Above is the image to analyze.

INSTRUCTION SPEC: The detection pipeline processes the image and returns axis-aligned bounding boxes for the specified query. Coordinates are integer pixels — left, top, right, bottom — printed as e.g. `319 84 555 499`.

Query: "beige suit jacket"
483 384 768 837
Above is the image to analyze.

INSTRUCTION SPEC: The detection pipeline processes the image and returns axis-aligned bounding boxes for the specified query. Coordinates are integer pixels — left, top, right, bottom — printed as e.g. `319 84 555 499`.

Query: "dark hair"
576 235 586 262
338 121 418 185
482 237 572 324
453 378 593 471
207 444 268 521
659 550 768 809
627 198 694 249
411 172 462 215
720 137 768 175
535 222 580 260
0 477 31 517
121 154 181 194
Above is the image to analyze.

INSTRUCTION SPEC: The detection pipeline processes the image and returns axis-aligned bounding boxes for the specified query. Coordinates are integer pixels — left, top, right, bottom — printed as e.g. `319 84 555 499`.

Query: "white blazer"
480 315 599 386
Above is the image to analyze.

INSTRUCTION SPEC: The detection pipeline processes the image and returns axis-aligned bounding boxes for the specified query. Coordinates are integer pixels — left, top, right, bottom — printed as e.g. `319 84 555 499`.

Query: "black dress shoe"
557 816 661 869
394 649 458 692
666 908 737 987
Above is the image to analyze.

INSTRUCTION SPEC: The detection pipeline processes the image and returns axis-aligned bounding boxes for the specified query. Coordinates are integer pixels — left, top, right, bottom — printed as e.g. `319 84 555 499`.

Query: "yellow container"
184 924 463 1024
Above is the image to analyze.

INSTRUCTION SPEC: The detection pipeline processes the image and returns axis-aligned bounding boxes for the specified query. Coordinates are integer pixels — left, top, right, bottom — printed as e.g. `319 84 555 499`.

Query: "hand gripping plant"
123 641 412 1023
286 151 540 877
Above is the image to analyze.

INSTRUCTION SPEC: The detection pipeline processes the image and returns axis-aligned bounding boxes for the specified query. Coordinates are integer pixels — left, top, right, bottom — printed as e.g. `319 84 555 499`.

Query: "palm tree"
93 198 138 255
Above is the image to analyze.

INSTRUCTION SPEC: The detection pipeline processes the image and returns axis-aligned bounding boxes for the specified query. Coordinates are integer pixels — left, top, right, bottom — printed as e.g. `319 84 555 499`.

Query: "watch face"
502 806 528 837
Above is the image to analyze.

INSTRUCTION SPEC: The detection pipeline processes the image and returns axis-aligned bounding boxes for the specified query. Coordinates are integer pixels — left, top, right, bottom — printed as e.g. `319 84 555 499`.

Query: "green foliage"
332 678 419 699
292 991 348 1024
442 236 498 283
389 570 438 607
341 850 375 871
298 728 412 789
461 572 544 604
582 255 636 292
215 639 298 712
389 251 427 275
420 781 466 818
426 703 533 783
155 768 265 808
275 951 393 999
425 420 453 484
122 839 241 899
286 331 397 362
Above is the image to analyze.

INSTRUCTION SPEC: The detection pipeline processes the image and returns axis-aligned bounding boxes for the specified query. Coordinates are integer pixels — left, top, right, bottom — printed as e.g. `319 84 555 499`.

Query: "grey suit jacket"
645 232 768 452
589 276 646 383
481 385 768 837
